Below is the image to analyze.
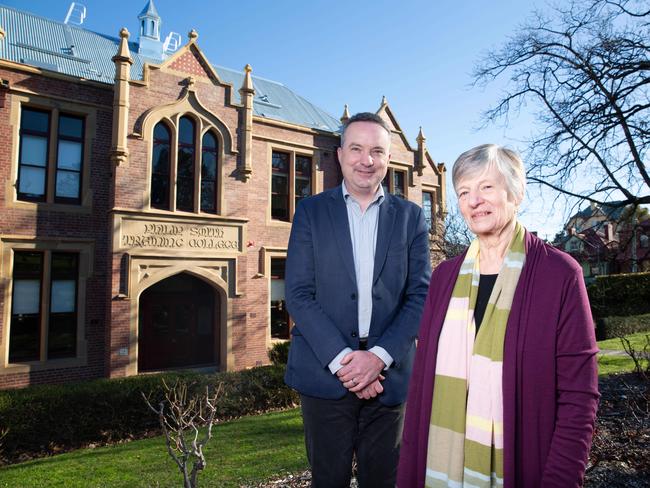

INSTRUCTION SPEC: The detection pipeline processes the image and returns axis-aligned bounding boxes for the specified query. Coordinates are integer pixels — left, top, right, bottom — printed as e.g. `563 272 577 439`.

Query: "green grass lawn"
0 409 308 488
597 331 649 376
598 331 649 351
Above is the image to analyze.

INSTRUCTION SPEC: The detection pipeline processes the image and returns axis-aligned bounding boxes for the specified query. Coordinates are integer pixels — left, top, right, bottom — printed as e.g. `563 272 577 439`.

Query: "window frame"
54 114 85 204
17 107 51 202
269 147 315 223
422 190 435 232
382 166 409 199
151 121 172 211
269 256 292 341
176 116 196 212
260 247 292 344
148 114 223 215
200 130 219 214
12 98 94 210
1 239 91 373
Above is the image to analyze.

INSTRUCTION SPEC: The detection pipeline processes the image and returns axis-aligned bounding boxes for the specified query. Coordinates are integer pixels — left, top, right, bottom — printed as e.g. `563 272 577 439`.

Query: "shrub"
268 341 290 366
0 366 297 464
595 313 650 341
588 272 650 318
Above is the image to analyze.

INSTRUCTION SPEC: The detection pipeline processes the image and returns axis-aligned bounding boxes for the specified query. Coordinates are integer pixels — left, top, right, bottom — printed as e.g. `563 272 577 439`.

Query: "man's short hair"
340 112 392 147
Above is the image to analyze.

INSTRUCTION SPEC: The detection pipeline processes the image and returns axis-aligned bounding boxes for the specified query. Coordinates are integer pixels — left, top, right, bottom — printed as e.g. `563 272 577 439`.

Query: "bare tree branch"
474 0 650 212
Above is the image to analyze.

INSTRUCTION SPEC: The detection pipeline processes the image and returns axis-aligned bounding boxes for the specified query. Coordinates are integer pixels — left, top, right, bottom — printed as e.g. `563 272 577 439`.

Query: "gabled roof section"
156 33 221 84
569 201 627 223
376 97 414 152
0 4 340 133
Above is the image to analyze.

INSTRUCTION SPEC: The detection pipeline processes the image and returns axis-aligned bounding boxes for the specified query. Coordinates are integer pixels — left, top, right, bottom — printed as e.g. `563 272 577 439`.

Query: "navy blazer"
284 185 432 406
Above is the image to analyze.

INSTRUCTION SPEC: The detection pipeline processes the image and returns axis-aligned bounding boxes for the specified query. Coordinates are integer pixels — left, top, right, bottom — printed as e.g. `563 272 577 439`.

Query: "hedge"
0 365 298 464
268 341 290 366
588 272 650 318
595 313 650 341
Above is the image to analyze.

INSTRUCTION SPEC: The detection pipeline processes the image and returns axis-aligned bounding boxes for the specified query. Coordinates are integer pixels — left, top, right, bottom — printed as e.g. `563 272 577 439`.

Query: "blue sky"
7 0 571 238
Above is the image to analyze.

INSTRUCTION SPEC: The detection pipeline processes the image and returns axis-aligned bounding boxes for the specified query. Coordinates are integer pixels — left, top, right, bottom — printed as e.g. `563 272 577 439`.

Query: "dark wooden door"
138 274 217 371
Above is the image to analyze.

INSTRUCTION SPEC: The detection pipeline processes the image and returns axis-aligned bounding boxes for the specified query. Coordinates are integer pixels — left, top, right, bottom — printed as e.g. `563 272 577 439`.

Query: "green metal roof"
0 4 341 133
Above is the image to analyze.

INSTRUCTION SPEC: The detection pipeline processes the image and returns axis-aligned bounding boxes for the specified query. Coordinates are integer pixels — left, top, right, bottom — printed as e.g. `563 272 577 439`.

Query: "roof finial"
113 27 133 63
340 104 350 124
381 95 388 106
240 64 254 92
188 29 198 41
417 126 426 143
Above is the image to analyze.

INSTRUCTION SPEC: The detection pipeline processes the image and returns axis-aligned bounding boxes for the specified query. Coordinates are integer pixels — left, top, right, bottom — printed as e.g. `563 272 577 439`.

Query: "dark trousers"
300 392 405 488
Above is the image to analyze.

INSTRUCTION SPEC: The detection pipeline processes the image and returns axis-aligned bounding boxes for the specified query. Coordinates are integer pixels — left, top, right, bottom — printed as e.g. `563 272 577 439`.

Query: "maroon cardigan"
397 232 599 488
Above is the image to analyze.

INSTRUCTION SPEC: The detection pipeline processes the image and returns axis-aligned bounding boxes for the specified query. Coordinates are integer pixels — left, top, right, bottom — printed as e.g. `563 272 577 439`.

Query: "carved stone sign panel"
118 216 243 254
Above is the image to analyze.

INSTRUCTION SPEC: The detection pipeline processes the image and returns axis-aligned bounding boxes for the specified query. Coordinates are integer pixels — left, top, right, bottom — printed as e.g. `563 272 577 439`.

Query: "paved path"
598 348 629 356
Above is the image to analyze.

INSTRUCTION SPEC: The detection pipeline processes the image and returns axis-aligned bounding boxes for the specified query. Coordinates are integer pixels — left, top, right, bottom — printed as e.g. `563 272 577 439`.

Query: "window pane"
176 177 194 211
153 146 170 173
272 173 288 193
59 115 83 138
151 175 169 208
271 258 286 279
201 152 216 179
271 174 289 221
15 252 43 277
201 181 215 212
422 192 433 230
55 170 80 199
295 177 311 205
48 313 76 359
272 152 289 173
295 156 311 176
393 170 406 198
12 280 41 314
179 117 194 144
57 140 82 170
270 258 289 340
202 132 217 149
18 166 46 197
154 123 170 142
20 135 48 166
10 251 43 363
22 109 49 133
177 118 195 212
9 313 40 362
51 280 76 313
49 253 77 359
295 156 311 206
152 122 171 210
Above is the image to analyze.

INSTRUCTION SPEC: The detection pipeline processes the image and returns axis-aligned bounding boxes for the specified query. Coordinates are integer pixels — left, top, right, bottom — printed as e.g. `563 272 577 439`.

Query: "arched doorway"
138 273 219 372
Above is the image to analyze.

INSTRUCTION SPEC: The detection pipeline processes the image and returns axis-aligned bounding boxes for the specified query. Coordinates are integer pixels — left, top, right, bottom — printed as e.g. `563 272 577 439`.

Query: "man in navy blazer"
285 112 431 488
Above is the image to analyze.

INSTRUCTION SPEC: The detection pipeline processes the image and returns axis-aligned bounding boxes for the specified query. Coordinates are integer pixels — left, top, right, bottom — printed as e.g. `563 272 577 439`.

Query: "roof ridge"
211 64 286 87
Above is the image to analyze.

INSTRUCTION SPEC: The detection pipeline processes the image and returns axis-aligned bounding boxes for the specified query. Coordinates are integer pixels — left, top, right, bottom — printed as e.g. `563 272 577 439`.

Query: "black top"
474 274 498 334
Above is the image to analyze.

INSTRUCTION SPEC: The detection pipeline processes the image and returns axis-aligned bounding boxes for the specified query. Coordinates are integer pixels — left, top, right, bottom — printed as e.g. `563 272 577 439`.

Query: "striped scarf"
425 222 526 488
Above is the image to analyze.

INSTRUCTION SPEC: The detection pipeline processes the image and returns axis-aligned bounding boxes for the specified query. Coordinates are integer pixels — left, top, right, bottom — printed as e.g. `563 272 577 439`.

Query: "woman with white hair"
397 144 599 487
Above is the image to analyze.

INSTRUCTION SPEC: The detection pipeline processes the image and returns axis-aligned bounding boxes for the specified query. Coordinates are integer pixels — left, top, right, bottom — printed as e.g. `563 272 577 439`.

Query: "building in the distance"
553 202 650 280
0 1 446 389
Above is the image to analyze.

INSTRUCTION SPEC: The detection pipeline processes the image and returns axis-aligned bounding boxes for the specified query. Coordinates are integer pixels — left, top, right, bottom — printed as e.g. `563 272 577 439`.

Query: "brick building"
0 1 446 389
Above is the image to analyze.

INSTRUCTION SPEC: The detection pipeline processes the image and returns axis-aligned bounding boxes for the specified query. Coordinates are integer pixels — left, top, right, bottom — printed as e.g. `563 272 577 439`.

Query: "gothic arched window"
151 122 171 210
176 116 195 212
201 131 218 213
